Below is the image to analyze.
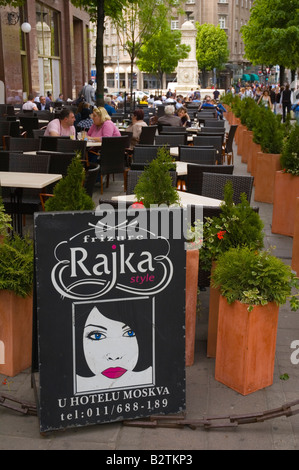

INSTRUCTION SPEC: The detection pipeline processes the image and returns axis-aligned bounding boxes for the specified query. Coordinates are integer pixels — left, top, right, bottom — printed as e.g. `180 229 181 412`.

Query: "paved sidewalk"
1 134 299 450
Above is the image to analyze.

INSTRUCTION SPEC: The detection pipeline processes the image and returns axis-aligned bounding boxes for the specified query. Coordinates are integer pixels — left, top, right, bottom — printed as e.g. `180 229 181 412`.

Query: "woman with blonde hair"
87 106 121 142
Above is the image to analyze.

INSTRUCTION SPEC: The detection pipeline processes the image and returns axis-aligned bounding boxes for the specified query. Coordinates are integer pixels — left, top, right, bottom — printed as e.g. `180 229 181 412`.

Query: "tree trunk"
96 0 105 107
279 65 285 86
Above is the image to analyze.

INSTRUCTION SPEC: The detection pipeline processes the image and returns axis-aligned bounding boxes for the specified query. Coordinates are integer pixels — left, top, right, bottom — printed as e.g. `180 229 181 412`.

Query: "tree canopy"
136 19 190 88
195 23 229 87
241 0 299 79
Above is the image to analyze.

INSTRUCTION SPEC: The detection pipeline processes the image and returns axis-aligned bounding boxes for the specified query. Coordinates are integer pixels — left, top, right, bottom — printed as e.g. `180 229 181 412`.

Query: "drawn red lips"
102 367 127 379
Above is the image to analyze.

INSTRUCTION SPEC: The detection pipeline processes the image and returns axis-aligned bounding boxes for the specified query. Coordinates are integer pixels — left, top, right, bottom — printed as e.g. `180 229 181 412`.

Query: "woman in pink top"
87 106 121 165
87 107 121 141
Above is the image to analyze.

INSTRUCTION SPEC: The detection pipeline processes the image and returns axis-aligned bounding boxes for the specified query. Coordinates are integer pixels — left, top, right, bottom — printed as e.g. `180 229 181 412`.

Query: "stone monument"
174 12 199 93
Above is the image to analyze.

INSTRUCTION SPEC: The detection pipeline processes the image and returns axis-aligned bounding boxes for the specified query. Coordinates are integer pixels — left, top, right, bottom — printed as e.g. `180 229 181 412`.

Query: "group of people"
228 82 298 123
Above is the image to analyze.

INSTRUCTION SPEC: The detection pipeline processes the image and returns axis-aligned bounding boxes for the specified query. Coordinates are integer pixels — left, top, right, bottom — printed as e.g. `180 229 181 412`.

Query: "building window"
171 19 179 30
218 0 227 3
36 2 61 99
219 16 226 29
235 18 238 30
106 73 115 88
186 0 195 3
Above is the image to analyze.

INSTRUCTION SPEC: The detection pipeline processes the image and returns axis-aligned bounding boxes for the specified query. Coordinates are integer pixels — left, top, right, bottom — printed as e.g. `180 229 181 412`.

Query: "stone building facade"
0 0 90 105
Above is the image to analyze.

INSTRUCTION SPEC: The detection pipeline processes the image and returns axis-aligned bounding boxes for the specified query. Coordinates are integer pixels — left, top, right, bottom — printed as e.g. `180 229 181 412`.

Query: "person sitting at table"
157 104 182 130
87 107 121 142
44 108 76 137
126 108 148 147
36 95 51 111
22 94 38 111
76 106 93 132
104 96 116 116
87 107 121 164
177 107 191 127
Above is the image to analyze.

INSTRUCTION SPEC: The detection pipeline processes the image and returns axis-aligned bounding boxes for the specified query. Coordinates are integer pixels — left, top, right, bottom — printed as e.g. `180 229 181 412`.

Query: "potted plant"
272 123 299 236
199 183 264 357
134 147 198 366
211 246 299 395
134 146 180 207
0 194 12 242
44 154 95 212
253 107 284 203
0 234 34 377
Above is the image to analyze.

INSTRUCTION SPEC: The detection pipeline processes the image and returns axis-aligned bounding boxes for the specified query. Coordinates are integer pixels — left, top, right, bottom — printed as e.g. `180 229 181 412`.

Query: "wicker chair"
201 173 254 204
179 146 217 165
133 145 160 164
4 136 41 152
98 136 128 194
223 124 238 164
84 163 100 197
204 120 225 127
161 126 187 134
186 163 234 195
19 116 40 138
154 134 187 147
138 125 157 145
193 135 223 164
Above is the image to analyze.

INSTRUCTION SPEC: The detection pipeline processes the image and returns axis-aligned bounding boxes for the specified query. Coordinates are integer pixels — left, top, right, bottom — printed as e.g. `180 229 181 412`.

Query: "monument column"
175 13 199 93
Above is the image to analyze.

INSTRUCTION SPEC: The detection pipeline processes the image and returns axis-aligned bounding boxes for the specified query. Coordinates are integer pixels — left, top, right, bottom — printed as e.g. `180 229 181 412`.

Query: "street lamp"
7 12 31 33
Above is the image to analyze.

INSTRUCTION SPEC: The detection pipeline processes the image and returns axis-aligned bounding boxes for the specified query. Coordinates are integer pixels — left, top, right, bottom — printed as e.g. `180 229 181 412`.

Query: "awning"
241 74 251 81
250 73 259 81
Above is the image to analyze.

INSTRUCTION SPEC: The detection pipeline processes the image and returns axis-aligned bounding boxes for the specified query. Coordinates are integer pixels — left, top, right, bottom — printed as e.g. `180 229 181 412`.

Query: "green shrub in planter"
200 182 264 271
239 97 259 131
0 194 12 236
253 106 284 154
280 123 299 176
212 246 299 312
45 154 95 211
134 146 180 207
0 235 34 297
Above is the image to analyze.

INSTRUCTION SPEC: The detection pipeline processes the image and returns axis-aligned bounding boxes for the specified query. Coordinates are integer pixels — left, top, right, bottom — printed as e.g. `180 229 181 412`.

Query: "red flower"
217 230 226 240
131 201 144 209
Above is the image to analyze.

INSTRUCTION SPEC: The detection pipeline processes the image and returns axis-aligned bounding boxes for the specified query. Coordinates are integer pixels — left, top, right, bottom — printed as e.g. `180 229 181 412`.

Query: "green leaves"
45 154 95 212
134 147 180 207
212 246 299 312
196 23 229 72
0 235 34 298
280 124 299 176
136 20 190 84
241 0 299 70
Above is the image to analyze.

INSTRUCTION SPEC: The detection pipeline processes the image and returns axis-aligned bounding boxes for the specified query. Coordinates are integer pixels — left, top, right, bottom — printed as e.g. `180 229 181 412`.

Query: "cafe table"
0 171 62 235
111 190 222 207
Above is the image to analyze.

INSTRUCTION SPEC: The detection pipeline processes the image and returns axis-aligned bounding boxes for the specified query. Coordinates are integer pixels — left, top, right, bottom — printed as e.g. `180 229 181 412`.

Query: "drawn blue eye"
87 331 106 341
123 329 135 338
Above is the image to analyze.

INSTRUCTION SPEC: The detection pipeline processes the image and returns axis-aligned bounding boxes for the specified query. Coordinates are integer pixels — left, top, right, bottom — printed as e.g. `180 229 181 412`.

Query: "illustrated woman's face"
83 307 139 379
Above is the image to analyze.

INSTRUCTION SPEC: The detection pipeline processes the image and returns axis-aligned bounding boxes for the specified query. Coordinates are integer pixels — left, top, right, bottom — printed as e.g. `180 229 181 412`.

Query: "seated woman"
76 106 93 132
126 109 148 147
177 107 191 127
87 106 121 163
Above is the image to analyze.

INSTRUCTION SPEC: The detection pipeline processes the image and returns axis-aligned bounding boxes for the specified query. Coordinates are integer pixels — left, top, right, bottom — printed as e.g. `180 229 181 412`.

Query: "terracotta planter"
0 291 33 377
254 152 281 203
272 171 299 237
244 131 253 171
207 261 220 358
185 249 199 367
250 141 262 181
238 127 248 162
215 296 279 395
292 198 299 274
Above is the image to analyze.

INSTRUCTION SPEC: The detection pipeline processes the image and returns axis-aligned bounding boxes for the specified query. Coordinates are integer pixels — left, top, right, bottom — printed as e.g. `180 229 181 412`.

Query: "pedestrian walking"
281 84 292 122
